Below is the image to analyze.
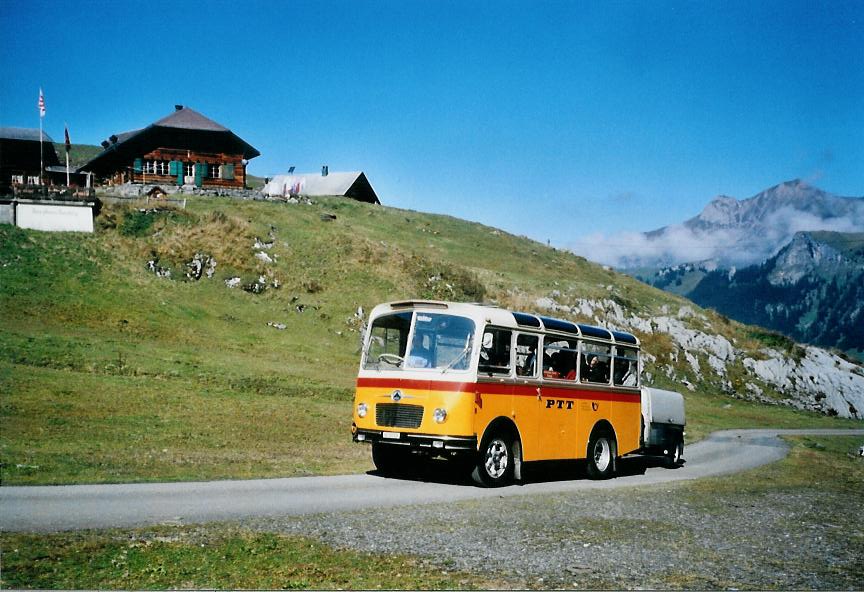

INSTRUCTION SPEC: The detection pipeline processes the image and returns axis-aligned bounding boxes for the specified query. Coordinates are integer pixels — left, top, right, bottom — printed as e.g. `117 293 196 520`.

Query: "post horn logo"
391 390 403 402
591 401 599 411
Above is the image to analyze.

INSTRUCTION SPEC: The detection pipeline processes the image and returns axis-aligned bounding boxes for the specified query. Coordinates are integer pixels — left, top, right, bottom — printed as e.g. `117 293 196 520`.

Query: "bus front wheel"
471 432 515 487
586 429 617 480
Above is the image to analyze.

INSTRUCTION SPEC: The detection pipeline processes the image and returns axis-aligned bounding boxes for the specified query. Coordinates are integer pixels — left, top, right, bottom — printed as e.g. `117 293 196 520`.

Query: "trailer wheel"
471 431 515 487
667 439 684 467
586 429 616 479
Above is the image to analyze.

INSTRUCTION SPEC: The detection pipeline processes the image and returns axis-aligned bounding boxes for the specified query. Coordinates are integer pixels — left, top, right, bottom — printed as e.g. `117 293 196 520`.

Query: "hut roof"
0 127 55 142
263 171 380 204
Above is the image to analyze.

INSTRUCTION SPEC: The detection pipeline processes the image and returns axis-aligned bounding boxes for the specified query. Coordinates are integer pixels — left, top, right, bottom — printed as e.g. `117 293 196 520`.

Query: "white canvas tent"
263 170 379 204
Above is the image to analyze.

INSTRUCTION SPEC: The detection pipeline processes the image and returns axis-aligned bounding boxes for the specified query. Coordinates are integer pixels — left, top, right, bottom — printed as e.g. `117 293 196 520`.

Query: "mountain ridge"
643 230 864 360
636 180 864 269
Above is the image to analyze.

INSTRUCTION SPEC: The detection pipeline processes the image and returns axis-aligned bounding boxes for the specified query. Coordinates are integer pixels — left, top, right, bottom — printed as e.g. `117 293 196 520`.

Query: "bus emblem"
391 390 403 402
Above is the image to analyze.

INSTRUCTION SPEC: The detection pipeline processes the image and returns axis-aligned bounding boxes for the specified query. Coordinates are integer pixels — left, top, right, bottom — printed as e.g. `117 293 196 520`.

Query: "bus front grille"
376 403 423 428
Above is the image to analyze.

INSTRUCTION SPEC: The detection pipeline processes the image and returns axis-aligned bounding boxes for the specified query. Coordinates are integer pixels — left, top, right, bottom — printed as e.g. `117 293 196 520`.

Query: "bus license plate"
382 431 401 440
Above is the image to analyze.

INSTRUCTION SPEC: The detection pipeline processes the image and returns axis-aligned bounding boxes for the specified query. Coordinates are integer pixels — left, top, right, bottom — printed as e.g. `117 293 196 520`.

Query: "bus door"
476 327 514 437
513 332 540 459
538 336 581 459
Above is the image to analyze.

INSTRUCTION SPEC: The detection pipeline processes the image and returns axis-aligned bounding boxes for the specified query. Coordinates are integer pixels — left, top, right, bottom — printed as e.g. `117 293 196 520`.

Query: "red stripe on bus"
516 385 639 403
356 378 474 392
356 378 640 402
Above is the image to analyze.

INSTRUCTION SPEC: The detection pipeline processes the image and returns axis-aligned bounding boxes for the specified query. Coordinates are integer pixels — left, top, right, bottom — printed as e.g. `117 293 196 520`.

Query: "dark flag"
64 124 71 153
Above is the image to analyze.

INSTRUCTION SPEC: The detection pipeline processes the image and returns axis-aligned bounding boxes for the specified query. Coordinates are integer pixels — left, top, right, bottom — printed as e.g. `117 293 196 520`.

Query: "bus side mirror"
482 332 494 349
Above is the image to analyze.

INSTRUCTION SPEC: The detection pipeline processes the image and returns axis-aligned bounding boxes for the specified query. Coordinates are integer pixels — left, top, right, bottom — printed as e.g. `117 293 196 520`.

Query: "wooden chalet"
81 105 260 189
0 127 59 193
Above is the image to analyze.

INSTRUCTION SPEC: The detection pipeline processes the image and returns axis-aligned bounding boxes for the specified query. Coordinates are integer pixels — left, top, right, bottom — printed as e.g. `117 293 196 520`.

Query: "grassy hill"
0 196 858 485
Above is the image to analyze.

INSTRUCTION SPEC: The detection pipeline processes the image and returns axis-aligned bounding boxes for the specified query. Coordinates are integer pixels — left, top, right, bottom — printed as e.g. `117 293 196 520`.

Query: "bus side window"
581 342 612 384
516 333 539 377
613 347 639 386
480 327 512 375
543 338 578 380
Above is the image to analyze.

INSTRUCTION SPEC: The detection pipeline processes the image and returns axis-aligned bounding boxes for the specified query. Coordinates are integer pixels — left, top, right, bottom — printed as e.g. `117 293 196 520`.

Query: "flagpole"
39 105 44 187
38 87 45 187
65 122 70 186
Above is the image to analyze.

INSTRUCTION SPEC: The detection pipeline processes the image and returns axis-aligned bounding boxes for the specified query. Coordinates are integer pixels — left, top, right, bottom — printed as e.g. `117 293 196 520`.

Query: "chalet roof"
0 127 55 142
153 107 229 132
263 171 380 204
81 106 260 174
46 165 82 173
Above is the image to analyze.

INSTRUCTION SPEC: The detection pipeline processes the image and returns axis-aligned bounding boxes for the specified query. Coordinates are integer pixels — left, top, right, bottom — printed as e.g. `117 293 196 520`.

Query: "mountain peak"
626 180 864 269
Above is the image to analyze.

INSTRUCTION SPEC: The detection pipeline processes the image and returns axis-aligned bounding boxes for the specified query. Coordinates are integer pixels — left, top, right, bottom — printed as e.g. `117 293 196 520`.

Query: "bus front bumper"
352 426 477 452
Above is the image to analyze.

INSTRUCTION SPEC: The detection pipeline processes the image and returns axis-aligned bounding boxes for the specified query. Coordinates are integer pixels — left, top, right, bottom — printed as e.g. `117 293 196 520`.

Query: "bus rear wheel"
471 432 515 487
586 429 617 480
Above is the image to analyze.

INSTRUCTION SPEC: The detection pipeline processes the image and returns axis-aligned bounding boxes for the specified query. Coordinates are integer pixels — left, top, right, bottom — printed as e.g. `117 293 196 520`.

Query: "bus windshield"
364 312 476 372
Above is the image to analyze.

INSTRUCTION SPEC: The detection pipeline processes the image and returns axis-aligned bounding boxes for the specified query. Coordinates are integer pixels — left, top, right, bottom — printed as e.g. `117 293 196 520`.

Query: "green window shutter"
194 163 204 187
133 158 142 172
169 160 179 175
222 163 235 180
177 161 184 186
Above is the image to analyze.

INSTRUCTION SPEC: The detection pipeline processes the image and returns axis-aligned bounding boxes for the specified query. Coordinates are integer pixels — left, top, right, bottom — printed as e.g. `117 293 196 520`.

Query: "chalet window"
157 161 170 175
185 163 195 177
209 164 221 179
12 175 24 184
221 163 235 180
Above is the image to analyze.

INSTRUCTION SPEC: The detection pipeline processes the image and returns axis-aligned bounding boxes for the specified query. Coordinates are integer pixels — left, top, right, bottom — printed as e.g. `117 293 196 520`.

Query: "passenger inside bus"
542 352 557 378
588 355 609 383
516 334 539 377
543 351 561 378
560 351 577 380
613 359 631 384
479 328 512 374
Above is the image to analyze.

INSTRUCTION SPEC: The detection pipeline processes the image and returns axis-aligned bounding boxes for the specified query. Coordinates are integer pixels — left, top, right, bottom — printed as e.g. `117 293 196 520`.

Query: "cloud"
569 225 750 268
569 200 864 270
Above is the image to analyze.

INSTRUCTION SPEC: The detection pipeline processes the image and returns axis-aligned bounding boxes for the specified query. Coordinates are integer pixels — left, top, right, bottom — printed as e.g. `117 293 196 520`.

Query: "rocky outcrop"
534 295 864 419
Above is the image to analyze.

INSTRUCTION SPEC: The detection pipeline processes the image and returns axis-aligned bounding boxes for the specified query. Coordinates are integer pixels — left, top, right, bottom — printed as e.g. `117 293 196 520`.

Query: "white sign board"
16 203 94 233
0 203 14 225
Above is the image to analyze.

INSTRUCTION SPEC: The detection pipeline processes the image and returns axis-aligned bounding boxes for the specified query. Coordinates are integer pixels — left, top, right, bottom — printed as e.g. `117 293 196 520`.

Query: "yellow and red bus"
352 300 677 486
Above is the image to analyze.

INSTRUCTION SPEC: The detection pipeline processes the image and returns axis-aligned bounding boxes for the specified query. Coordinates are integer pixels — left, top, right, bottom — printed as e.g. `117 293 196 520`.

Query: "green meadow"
0 196 858 485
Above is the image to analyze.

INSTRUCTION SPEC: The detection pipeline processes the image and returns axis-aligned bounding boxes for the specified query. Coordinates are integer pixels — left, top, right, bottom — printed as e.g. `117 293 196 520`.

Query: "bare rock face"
535 294 864 419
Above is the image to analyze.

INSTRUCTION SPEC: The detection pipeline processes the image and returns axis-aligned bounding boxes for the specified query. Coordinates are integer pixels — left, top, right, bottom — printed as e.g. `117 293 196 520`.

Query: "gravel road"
251 472 862 589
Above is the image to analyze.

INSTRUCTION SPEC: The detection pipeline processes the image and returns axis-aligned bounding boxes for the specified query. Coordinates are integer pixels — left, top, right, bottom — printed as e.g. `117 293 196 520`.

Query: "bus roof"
372 300 640 346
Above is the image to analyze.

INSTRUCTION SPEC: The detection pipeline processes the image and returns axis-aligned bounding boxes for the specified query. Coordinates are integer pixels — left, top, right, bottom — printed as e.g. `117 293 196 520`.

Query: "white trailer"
640 386 686 465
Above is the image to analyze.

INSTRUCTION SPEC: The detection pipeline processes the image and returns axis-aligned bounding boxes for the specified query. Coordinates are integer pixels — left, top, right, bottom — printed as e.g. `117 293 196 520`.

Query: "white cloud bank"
569 187 864 269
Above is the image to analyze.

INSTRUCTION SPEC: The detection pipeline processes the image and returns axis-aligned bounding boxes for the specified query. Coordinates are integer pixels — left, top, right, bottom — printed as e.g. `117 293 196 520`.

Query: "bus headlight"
433 408 447 423
357 403 368 418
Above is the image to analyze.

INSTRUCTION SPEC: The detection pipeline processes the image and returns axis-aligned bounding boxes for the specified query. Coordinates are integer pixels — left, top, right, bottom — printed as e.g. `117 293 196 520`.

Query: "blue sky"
2 0 862 250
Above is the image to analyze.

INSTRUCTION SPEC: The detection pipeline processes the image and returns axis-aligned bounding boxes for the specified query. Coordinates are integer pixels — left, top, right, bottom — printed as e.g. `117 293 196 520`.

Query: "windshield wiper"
441 339 472 374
